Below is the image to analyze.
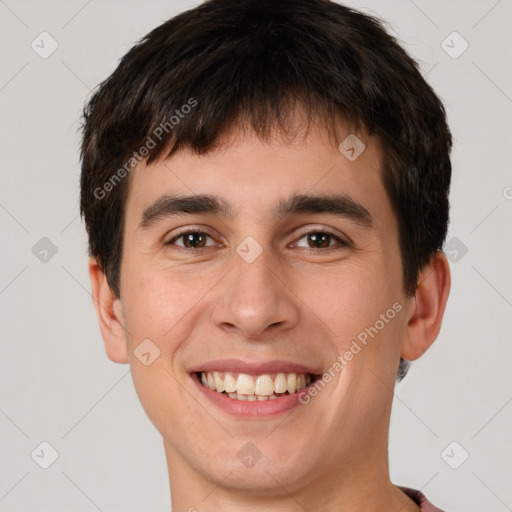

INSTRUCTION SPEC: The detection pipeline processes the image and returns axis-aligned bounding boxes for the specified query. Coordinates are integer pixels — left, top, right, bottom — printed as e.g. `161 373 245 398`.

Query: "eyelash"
165 228 351 254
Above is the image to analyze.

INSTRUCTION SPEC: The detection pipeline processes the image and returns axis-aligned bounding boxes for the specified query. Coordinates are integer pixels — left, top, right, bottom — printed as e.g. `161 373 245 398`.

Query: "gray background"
0 0 511 510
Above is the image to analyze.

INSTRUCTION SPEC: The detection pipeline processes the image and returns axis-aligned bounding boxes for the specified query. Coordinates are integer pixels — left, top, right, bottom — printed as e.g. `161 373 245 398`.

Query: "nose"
211 247 300 340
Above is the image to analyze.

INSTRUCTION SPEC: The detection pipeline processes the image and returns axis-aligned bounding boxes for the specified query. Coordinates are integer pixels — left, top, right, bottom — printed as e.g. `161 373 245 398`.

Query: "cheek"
306 259 404 379
120 268 203 434
305 262 394 335
121 261 212 348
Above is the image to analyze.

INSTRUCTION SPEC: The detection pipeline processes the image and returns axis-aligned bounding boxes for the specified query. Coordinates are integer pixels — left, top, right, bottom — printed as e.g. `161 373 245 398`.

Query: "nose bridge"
212 244 299 338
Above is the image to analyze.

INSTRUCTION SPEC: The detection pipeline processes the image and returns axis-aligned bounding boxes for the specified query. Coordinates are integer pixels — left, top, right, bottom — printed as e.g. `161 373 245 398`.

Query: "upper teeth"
200 371 312 395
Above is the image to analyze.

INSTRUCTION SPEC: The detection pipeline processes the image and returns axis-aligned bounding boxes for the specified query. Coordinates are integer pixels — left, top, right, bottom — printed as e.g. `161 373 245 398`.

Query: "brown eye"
295 230 349 250
166 231 215 248
306 233 332 248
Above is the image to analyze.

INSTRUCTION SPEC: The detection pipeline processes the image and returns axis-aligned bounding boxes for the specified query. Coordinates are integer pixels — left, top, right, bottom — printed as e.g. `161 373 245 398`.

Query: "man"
80 0 452 510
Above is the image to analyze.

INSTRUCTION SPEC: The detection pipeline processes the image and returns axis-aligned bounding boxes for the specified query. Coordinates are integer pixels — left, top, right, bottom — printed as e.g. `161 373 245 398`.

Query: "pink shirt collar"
399 486 445 511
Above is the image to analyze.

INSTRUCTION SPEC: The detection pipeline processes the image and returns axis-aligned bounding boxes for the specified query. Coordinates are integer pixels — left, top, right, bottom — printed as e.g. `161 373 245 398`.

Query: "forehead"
123 122 395 238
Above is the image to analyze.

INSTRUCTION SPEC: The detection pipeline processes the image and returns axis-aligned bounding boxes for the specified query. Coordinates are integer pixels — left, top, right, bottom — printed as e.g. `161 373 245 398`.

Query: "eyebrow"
137 193 373 231
137 194 233 230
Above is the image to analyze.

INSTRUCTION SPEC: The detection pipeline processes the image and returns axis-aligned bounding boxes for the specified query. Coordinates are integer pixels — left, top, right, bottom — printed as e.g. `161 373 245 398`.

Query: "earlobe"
88 258 129 364
401 251 451 361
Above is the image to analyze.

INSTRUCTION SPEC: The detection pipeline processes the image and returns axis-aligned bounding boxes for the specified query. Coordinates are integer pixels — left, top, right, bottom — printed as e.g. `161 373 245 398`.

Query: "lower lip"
191 373 315 419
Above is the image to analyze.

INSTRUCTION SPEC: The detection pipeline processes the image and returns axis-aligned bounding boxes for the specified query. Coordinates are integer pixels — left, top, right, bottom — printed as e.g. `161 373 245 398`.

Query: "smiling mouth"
196 371 316 401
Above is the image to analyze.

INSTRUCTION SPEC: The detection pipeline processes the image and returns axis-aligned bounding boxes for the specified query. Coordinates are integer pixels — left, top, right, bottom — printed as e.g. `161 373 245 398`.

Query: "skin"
89 118 450 512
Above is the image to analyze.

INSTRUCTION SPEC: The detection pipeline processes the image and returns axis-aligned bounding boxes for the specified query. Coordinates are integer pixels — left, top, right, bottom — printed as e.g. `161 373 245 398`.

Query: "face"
115 122 411 494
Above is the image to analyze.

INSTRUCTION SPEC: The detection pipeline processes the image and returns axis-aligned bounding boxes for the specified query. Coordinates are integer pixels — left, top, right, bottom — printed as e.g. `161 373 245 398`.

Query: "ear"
401 251 451 361
88 257 129 364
